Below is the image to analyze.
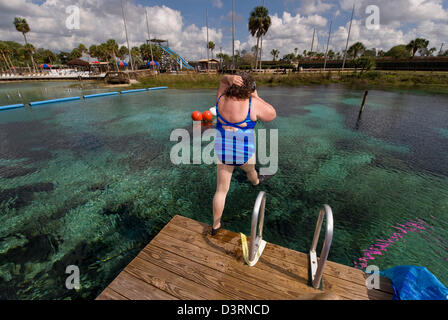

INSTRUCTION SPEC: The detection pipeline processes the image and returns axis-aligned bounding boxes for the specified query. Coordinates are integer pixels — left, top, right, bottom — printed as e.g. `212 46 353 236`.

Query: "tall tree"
78 44 88 54
347 42 366 59
23 43 36 70
270 49 279 61
70 48 82 60
0 42 12 69
248 6 271 69
385 45 411 59
207 41 215 59
89 45 98 58
406 38 429 57
105 39 119 71
13 17 36 71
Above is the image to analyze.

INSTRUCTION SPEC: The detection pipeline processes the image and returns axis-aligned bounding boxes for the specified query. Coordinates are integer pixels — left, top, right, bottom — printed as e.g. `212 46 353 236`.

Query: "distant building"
190 59 220 72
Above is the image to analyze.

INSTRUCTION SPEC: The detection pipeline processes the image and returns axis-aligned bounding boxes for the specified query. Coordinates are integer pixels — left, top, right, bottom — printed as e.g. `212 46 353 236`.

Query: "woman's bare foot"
212 220 221 230
246 169 259 186
211 220 222 236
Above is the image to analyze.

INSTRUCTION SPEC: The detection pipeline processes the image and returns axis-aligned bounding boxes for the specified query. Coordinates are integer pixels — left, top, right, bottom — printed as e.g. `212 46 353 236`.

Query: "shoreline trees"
248 6 271 70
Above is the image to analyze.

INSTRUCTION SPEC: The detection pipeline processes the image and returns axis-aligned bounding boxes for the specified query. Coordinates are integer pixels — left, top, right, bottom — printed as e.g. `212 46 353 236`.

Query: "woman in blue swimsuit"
212 73 277 235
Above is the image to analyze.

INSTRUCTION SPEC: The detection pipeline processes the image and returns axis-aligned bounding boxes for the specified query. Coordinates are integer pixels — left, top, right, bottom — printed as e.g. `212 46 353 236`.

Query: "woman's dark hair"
224 72 256 100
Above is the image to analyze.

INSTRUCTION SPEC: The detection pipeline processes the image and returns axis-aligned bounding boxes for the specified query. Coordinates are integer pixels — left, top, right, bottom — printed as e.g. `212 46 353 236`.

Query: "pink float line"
353 219 433 270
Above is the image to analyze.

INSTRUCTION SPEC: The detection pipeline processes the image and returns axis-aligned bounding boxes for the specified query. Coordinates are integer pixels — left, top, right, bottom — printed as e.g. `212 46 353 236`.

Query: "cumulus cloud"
0 0 222 60
213 0 223 9
1 0 446 62
238 11 330 59
300 0 334 15
338 0 448 25
239 0 447 60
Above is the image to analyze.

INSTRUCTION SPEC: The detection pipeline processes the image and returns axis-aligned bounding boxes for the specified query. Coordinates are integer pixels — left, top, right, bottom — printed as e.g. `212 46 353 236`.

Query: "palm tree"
207 41 215 59
406 38 429 58
105 39 119 71
70 48 82 60
327 50 335 60
419 46 436 57
131 46 142 65
348 42 366 59
78 44 87 54
14 17 36 71
270 49 279 61
0 42 12 70
89 45 98 58
248 6 271 70
118 46 128 60
23 43 36 71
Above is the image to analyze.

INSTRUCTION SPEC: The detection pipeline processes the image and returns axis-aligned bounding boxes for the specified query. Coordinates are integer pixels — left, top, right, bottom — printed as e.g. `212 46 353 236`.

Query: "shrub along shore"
128 71 448 95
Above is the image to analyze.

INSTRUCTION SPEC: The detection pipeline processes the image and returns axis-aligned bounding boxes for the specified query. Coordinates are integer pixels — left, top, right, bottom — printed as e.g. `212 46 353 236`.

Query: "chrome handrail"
249 191 266 262
309 204 334 289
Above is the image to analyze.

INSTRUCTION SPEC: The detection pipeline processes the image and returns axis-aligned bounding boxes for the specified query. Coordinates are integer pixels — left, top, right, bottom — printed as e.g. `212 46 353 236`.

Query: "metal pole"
121 0 134 71
232 0 235 70
259 0 265 70
206 8 209 71
342 3 355 71
145 8 154 65
311 28 315 53
323 20 333 71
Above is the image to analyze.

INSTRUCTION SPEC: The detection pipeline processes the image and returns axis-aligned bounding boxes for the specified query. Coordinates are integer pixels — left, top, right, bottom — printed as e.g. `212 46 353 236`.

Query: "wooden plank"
107 270 178 300
125 256 230 300
139 244 278 300
157 220 368 300
170 215 366 283
96 287 129 300
151 227 327 299
168 215 392 299
97 215 392 300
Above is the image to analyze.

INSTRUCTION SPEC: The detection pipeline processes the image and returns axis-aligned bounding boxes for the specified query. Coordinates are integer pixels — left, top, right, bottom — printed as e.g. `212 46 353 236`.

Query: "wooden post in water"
359 90 368 116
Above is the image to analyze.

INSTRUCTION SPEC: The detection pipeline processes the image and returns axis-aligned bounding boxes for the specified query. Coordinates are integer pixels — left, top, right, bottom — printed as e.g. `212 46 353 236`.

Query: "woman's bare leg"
212 162 234 229
241 154 259 186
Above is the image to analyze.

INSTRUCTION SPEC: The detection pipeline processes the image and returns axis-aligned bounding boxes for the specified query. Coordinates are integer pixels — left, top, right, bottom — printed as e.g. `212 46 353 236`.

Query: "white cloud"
213 0 223 9
237 11 330 59
338 0 448 25
1 0 447 62
0 0 223 61
300 0 334 15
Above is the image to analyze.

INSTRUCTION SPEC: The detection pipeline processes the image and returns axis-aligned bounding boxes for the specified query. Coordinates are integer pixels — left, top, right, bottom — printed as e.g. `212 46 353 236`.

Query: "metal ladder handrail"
309 204 334 289
249 191 266 262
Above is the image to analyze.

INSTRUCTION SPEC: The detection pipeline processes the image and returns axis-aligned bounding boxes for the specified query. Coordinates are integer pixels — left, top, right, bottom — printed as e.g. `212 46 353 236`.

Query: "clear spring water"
0 81 447 299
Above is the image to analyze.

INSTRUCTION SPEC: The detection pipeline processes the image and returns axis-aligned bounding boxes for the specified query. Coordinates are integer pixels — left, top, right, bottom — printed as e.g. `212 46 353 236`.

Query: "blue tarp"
381 266 448 300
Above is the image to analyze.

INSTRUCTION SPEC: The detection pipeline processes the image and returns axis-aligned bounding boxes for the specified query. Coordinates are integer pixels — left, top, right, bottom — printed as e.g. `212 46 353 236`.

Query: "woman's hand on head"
228 75 243 87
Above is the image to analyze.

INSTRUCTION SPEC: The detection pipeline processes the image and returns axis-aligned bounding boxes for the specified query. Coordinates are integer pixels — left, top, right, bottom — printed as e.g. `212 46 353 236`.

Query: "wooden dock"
97 215 393 300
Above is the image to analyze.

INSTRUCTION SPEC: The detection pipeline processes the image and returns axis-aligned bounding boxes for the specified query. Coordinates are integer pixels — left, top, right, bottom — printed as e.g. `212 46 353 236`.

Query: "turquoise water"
0 82 447 299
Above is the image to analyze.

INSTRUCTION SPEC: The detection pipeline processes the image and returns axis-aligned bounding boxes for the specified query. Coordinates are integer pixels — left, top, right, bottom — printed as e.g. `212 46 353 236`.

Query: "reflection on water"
0 82 447 299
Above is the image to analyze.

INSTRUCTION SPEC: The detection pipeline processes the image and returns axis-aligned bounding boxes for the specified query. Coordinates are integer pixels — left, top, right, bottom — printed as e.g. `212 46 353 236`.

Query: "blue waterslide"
160 45 194 70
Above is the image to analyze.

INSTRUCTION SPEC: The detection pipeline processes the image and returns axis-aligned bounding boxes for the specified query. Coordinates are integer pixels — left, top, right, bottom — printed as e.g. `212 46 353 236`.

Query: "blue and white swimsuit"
214 95 257 166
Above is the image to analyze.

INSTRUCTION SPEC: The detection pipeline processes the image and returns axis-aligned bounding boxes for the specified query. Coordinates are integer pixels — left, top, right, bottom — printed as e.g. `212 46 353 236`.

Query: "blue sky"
3 0 448 60
133 0 356 49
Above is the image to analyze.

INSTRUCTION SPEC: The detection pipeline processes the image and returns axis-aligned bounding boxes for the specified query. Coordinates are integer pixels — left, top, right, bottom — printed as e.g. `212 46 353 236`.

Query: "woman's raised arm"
216 75 244 100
